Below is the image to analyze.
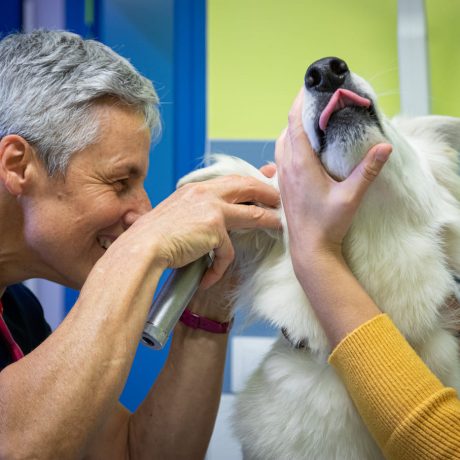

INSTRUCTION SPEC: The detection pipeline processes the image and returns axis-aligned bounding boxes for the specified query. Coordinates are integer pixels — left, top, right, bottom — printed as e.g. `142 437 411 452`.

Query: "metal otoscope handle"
142 253 214 350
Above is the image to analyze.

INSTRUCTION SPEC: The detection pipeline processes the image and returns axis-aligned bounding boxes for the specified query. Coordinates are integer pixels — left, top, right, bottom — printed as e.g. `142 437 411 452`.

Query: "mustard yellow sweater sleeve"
328 314 460 459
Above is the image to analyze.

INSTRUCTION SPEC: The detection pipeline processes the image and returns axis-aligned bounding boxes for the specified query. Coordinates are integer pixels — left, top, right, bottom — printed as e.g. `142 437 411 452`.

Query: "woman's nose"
122 188 152 229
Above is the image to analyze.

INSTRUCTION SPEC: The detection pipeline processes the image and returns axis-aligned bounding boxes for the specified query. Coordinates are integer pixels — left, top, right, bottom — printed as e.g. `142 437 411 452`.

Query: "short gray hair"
0 30 160 175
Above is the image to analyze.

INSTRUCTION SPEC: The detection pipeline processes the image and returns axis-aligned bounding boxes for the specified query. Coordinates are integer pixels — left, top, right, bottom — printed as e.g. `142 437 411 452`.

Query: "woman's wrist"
291 242 381 348
186 297 234 323
171 318 230 349
144 234 173 273
291 240 345 280
185 270 237 323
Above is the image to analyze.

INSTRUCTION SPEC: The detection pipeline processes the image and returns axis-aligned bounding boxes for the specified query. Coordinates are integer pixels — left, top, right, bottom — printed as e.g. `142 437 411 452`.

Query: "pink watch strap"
180 308 234 333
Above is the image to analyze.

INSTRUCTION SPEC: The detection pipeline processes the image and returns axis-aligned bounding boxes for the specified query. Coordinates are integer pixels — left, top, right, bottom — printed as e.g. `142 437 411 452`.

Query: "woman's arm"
86 324 229 460
275 89 460 459
0 175 279 460
83 277 232 460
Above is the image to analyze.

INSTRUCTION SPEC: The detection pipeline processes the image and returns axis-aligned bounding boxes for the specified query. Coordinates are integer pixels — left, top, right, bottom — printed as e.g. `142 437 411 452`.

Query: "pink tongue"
319 88 371 132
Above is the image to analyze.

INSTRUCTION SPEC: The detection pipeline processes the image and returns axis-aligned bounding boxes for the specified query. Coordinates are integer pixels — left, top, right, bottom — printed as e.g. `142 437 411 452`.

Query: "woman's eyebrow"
111 164 143 178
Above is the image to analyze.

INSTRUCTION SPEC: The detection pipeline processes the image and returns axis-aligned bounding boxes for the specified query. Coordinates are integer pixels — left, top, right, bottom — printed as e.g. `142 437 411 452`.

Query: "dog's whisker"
375 89 400 98
365 66 399 84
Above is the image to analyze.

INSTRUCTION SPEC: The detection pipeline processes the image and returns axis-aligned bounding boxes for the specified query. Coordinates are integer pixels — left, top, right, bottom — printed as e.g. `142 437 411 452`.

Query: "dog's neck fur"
232 116 457 359
178 108 459 366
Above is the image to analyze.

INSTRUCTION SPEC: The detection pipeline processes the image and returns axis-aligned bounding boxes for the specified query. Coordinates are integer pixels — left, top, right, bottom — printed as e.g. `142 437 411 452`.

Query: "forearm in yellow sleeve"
329 314 460 459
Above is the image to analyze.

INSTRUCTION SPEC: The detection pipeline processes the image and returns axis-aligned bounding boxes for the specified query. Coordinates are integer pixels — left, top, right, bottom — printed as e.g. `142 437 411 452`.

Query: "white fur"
179 74 460 459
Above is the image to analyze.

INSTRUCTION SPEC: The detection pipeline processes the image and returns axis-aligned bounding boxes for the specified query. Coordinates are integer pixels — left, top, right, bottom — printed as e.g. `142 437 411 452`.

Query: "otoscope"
142 253 214 349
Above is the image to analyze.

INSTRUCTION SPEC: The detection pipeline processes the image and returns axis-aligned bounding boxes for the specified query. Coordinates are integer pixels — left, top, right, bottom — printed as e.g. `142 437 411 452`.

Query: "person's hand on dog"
275 88 392 266
123 175 280 291
187 164 279 322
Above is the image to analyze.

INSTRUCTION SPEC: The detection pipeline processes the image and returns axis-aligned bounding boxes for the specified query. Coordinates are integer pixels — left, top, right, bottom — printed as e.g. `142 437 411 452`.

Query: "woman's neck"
0 191 35 289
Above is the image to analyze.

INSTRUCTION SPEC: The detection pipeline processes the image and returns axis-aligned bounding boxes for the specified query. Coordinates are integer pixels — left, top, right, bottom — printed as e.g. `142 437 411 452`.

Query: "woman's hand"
125 175 280 289
187 164 278 320
275 88 392 267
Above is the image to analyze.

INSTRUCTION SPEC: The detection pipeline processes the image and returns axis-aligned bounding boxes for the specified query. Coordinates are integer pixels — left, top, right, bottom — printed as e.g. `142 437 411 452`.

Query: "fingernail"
375 145 392 163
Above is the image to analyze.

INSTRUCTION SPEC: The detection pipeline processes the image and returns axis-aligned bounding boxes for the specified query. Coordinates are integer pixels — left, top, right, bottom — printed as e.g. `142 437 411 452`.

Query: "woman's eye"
113 179 129 192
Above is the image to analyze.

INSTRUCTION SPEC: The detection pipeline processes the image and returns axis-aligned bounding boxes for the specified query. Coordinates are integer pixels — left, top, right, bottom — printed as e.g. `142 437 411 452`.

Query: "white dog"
179 57 460 459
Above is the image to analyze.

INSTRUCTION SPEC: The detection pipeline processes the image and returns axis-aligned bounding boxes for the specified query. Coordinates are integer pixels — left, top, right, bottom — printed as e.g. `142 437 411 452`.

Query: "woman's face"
22 104 152 289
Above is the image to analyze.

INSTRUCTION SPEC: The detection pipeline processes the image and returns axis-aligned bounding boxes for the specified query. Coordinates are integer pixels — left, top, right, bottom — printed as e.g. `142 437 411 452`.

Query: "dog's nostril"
305 68 321 89
305 57 350 93
329 58 348 77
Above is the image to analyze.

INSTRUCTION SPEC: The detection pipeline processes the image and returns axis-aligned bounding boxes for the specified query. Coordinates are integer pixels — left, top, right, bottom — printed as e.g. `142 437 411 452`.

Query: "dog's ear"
393 115 460 201
395 116 460 277
177 155 281 270
393 115 460 153
177 154 272 188
426 116 460 153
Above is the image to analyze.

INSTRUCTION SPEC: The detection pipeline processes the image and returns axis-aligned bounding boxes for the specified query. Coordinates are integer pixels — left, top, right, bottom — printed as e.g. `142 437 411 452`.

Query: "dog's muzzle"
304 57 381 152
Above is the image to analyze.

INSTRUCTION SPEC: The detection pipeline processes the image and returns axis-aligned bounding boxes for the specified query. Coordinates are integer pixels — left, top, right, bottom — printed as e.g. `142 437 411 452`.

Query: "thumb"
345 143 392 201
260 163 277 178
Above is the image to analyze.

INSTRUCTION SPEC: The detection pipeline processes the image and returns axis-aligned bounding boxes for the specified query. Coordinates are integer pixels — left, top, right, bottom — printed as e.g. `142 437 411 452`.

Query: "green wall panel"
208 0 460 139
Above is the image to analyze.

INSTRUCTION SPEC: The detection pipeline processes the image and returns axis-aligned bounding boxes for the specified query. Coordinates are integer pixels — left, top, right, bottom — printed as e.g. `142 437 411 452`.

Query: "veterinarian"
276 88 460 459
0 30 283 459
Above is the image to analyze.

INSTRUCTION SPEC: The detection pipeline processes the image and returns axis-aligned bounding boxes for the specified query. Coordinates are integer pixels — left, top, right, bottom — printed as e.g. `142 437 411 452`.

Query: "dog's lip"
319 88 372 132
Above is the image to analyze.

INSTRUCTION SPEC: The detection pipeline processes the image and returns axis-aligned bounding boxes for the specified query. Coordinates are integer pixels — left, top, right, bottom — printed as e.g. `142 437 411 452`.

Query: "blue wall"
98 0 176 410
98 0 207 410
0 0 21 37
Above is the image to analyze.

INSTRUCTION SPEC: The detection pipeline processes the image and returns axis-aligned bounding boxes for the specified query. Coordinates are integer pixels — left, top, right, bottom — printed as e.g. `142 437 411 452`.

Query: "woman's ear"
0 135 35 196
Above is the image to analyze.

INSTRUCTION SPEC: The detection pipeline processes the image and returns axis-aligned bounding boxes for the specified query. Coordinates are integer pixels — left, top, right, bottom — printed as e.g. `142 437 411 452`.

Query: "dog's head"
300 57 460 213
302 57 386 179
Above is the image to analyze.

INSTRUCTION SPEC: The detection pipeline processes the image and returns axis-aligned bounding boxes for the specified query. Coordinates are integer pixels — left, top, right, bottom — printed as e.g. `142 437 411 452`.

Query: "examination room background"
1 1 460 445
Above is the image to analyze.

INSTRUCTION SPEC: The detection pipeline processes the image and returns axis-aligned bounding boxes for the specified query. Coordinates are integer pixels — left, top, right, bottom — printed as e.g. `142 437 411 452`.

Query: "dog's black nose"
305 57 349 93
